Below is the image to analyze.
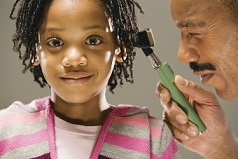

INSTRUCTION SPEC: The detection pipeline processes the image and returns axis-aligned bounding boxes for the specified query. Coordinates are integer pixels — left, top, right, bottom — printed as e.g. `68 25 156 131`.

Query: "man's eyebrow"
176 21 206 28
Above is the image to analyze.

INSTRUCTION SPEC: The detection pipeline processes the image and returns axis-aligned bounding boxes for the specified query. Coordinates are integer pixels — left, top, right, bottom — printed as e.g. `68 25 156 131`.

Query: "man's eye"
188 32 200 38
85 36 102 45
46 38 64 47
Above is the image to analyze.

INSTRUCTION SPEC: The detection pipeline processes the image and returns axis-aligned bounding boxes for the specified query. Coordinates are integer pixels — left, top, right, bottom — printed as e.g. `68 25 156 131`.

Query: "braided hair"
10 0 144 93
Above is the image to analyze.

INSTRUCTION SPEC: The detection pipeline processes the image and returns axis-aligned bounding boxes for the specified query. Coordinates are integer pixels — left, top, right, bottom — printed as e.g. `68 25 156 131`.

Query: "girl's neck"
50 95 111 126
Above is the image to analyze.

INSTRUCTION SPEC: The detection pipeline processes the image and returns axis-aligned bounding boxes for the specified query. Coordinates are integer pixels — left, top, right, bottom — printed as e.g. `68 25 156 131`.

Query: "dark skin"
36 0 125 126
157 0 238 158
10 0 143 95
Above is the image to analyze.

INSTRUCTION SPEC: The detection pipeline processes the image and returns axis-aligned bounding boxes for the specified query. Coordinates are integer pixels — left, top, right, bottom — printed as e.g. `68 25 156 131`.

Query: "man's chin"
215 88 236 100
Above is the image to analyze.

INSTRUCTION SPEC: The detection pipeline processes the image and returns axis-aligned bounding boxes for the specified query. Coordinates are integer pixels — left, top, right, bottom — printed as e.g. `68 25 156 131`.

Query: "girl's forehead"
40 0 114 34
44 0 109 23
49 0 104 10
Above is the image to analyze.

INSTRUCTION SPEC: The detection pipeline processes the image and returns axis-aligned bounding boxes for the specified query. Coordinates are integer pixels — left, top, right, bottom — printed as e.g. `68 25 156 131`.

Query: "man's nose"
177 39 198 64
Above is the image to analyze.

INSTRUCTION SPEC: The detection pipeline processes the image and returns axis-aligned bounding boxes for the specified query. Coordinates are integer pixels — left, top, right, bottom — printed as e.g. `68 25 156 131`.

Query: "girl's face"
38 0 122 105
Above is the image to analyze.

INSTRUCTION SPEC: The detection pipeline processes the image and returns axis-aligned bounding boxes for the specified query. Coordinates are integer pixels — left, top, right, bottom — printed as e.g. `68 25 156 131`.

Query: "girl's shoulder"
0 96 51 116
109 104 165 128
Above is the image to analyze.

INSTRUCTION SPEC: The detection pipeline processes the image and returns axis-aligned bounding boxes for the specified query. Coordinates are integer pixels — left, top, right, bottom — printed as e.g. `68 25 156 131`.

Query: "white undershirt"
54 115 102 159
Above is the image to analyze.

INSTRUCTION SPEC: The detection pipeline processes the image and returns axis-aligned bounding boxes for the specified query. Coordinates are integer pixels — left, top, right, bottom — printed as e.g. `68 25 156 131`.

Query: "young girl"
0 0 181 158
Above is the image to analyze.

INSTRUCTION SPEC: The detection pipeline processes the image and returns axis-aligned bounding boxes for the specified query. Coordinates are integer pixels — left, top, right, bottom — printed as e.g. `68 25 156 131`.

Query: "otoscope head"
135 28 155 56
135 28 155 48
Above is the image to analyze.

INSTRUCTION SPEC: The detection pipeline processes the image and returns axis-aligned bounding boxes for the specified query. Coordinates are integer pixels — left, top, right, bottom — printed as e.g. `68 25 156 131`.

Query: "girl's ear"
33 44 41 66
115 46 127 63
115 40 127 62
33 54 40 66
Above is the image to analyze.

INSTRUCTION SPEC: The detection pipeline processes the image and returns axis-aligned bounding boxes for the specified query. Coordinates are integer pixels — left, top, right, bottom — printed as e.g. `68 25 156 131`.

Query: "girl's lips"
60 72 94 86
61 76 92 86
200 73 214 84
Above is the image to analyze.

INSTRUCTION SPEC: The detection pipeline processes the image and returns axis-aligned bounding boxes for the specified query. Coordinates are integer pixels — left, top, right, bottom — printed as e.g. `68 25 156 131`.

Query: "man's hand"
156 75 238 159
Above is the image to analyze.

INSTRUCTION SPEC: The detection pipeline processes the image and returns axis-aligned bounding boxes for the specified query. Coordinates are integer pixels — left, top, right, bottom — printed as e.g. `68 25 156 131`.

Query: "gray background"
1 0 238 158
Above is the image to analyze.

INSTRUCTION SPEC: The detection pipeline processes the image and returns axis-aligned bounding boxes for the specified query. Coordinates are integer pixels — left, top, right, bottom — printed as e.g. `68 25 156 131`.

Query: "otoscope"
136 28 206 134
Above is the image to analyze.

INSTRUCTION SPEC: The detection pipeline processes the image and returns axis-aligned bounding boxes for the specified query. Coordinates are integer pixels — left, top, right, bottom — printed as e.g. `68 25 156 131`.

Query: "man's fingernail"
177 75 188 86
187 127 198 136
160 91 167 101
181 133 189 140
176 114 187 124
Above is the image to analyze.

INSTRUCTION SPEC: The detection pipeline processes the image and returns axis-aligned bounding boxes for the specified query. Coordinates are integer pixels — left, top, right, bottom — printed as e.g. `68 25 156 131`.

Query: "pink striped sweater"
0 97 181 159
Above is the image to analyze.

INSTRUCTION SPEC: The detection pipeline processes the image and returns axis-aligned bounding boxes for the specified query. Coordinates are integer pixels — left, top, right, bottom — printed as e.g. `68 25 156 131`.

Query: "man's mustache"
189 62 216 72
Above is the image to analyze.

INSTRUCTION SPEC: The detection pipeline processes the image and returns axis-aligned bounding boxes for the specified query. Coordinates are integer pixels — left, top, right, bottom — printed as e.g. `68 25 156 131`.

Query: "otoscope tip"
135 28 155 48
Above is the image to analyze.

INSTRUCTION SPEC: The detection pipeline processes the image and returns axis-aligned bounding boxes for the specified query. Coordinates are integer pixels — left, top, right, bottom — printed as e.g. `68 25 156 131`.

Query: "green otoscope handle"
156 62 206 134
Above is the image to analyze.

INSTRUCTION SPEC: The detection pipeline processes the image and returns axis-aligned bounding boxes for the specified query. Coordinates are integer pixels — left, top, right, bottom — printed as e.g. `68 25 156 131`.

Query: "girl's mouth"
61 76 92 86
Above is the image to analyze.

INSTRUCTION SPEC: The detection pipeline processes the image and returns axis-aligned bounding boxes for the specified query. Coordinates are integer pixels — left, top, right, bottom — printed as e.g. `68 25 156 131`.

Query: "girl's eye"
85 35 102 45
46 38 64 47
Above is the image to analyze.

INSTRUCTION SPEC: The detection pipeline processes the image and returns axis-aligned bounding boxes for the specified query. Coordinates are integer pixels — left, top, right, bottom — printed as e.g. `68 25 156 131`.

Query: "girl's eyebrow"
41 27 63 33
41 24 108 33
83 24 108 30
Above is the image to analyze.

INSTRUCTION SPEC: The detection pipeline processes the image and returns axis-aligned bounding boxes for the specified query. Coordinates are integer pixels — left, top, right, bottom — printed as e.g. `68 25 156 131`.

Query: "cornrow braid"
10 0 143 93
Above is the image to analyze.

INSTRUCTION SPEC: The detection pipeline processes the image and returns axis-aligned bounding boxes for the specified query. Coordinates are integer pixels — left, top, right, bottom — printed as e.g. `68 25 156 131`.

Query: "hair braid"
10 0 50 87
10 0 143 93
105 0 143 93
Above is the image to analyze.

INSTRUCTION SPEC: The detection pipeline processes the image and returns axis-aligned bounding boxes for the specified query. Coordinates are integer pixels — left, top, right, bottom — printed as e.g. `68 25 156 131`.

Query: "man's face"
170 0 238 100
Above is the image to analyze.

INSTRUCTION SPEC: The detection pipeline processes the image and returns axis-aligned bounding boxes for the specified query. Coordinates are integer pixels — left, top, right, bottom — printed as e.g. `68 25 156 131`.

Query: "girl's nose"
62 48 87 67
